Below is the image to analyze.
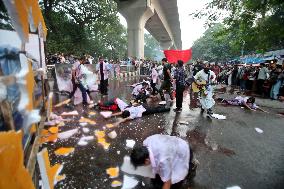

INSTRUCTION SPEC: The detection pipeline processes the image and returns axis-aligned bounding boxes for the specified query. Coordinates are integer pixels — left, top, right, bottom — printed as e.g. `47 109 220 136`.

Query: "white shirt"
194 69 216 83
115 98 128 111
88 57 94 64
157 65 163 76
132 84 143 96
60 56 66 63
96 62 110 80
72 61 82 78
125 105 146 119
151 68 158 83
235 96 258 109
143 134 190 184
257 67 269 80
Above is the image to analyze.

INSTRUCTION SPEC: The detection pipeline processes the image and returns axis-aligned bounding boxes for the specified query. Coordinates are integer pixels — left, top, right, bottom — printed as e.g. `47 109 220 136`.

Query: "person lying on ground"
128 80 151 88
89 97 130 111
218 96 268 112
130 134 197 189
110 103 170 124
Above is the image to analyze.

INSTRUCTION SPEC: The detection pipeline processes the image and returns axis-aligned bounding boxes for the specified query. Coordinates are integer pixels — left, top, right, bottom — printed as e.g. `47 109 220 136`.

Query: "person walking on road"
174 60 186 112
69 57 91 105
150 63 159 95
96 57 110 95
159 58 173 102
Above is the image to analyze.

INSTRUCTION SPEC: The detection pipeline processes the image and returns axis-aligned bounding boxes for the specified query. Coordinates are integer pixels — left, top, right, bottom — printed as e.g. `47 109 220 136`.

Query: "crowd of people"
47 53 162 79
51 54 284 189
48 52 284 108
211 61 284 101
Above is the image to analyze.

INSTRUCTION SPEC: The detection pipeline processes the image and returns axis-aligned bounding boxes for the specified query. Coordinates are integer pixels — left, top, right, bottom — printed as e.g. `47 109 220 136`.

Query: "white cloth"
227 70 232 86
60 56 66 63
257 67 269 80
116 98 128 111
157 65 163 76
88 57 94 64
143 134 190 184
72 61 82 78
194 70 216 110
96 62 110 80
235 96 258 109
132 84 143 96
151 68 158 84
194 69 216 83
200 85 215 110
125 105 146 119
0 82 7 102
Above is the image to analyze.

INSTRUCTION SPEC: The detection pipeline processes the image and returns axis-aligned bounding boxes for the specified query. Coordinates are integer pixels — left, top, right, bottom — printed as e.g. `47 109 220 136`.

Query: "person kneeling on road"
130 134 197 189
132 82 151 103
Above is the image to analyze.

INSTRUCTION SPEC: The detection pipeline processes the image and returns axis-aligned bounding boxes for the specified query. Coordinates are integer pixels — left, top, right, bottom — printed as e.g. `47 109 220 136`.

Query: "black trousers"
69 78 91 103
176 84 185 109
151 148 194 189
257 79 265 94
246 80 253 90
142 106 170 116
100 79 108 95
151 80 159 95
134 93 149 103
159 80 172 101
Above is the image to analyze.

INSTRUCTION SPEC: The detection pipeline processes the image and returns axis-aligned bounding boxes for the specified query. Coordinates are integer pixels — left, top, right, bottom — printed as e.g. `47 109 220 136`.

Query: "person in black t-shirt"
159 58 173 102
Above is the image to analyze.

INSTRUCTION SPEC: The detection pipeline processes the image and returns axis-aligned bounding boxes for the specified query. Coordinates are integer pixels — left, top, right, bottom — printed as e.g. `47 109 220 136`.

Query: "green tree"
0 0 127 58
40 0 127 58
192 24 237 62
192 0 284 54
144 33 163 60
0 1 12 30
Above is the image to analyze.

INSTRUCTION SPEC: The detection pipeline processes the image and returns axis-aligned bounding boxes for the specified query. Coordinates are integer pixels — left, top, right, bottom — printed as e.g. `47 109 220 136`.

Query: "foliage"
192 24 237 62
191 0 284 57
0 0 127 59
144 33 163 61
0 1 13 30
40 0 127 59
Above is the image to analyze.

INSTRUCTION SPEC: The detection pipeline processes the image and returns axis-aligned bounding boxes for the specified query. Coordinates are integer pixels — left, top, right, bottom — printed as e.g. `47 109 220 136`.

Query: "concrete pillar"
118 0 154 59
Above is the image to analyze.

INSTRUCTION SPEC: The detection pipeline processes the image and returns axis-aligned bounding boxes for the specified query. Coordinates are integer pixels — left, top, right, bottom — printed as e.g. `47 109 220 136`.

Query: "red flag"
163 49 192 63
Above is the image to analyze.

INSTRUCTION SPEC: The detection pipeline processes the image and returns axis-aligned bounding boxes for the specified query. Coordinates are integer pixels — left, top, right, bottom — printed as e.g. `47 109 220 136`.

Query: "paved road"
45 76 284 189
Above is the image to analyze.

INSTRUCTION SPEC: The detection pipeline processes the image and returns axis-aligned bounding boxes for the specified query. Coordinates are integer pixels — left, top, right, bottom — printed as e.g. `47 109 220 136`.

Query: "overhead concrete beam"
160 40 173 50
149 0 175 48
116 0 182 57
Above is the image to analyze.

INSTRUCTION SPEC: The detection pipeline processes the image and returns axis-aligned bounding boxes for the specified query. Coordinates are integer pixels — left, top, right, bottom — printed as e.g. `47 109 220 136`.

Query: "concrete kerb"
118 71 139 78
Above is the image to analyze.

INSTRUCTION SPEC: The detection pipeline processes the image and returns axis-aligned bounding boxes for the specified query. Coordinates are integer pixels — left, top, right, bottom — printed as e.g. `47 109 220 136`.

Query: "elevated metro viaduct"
116 0 182 59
